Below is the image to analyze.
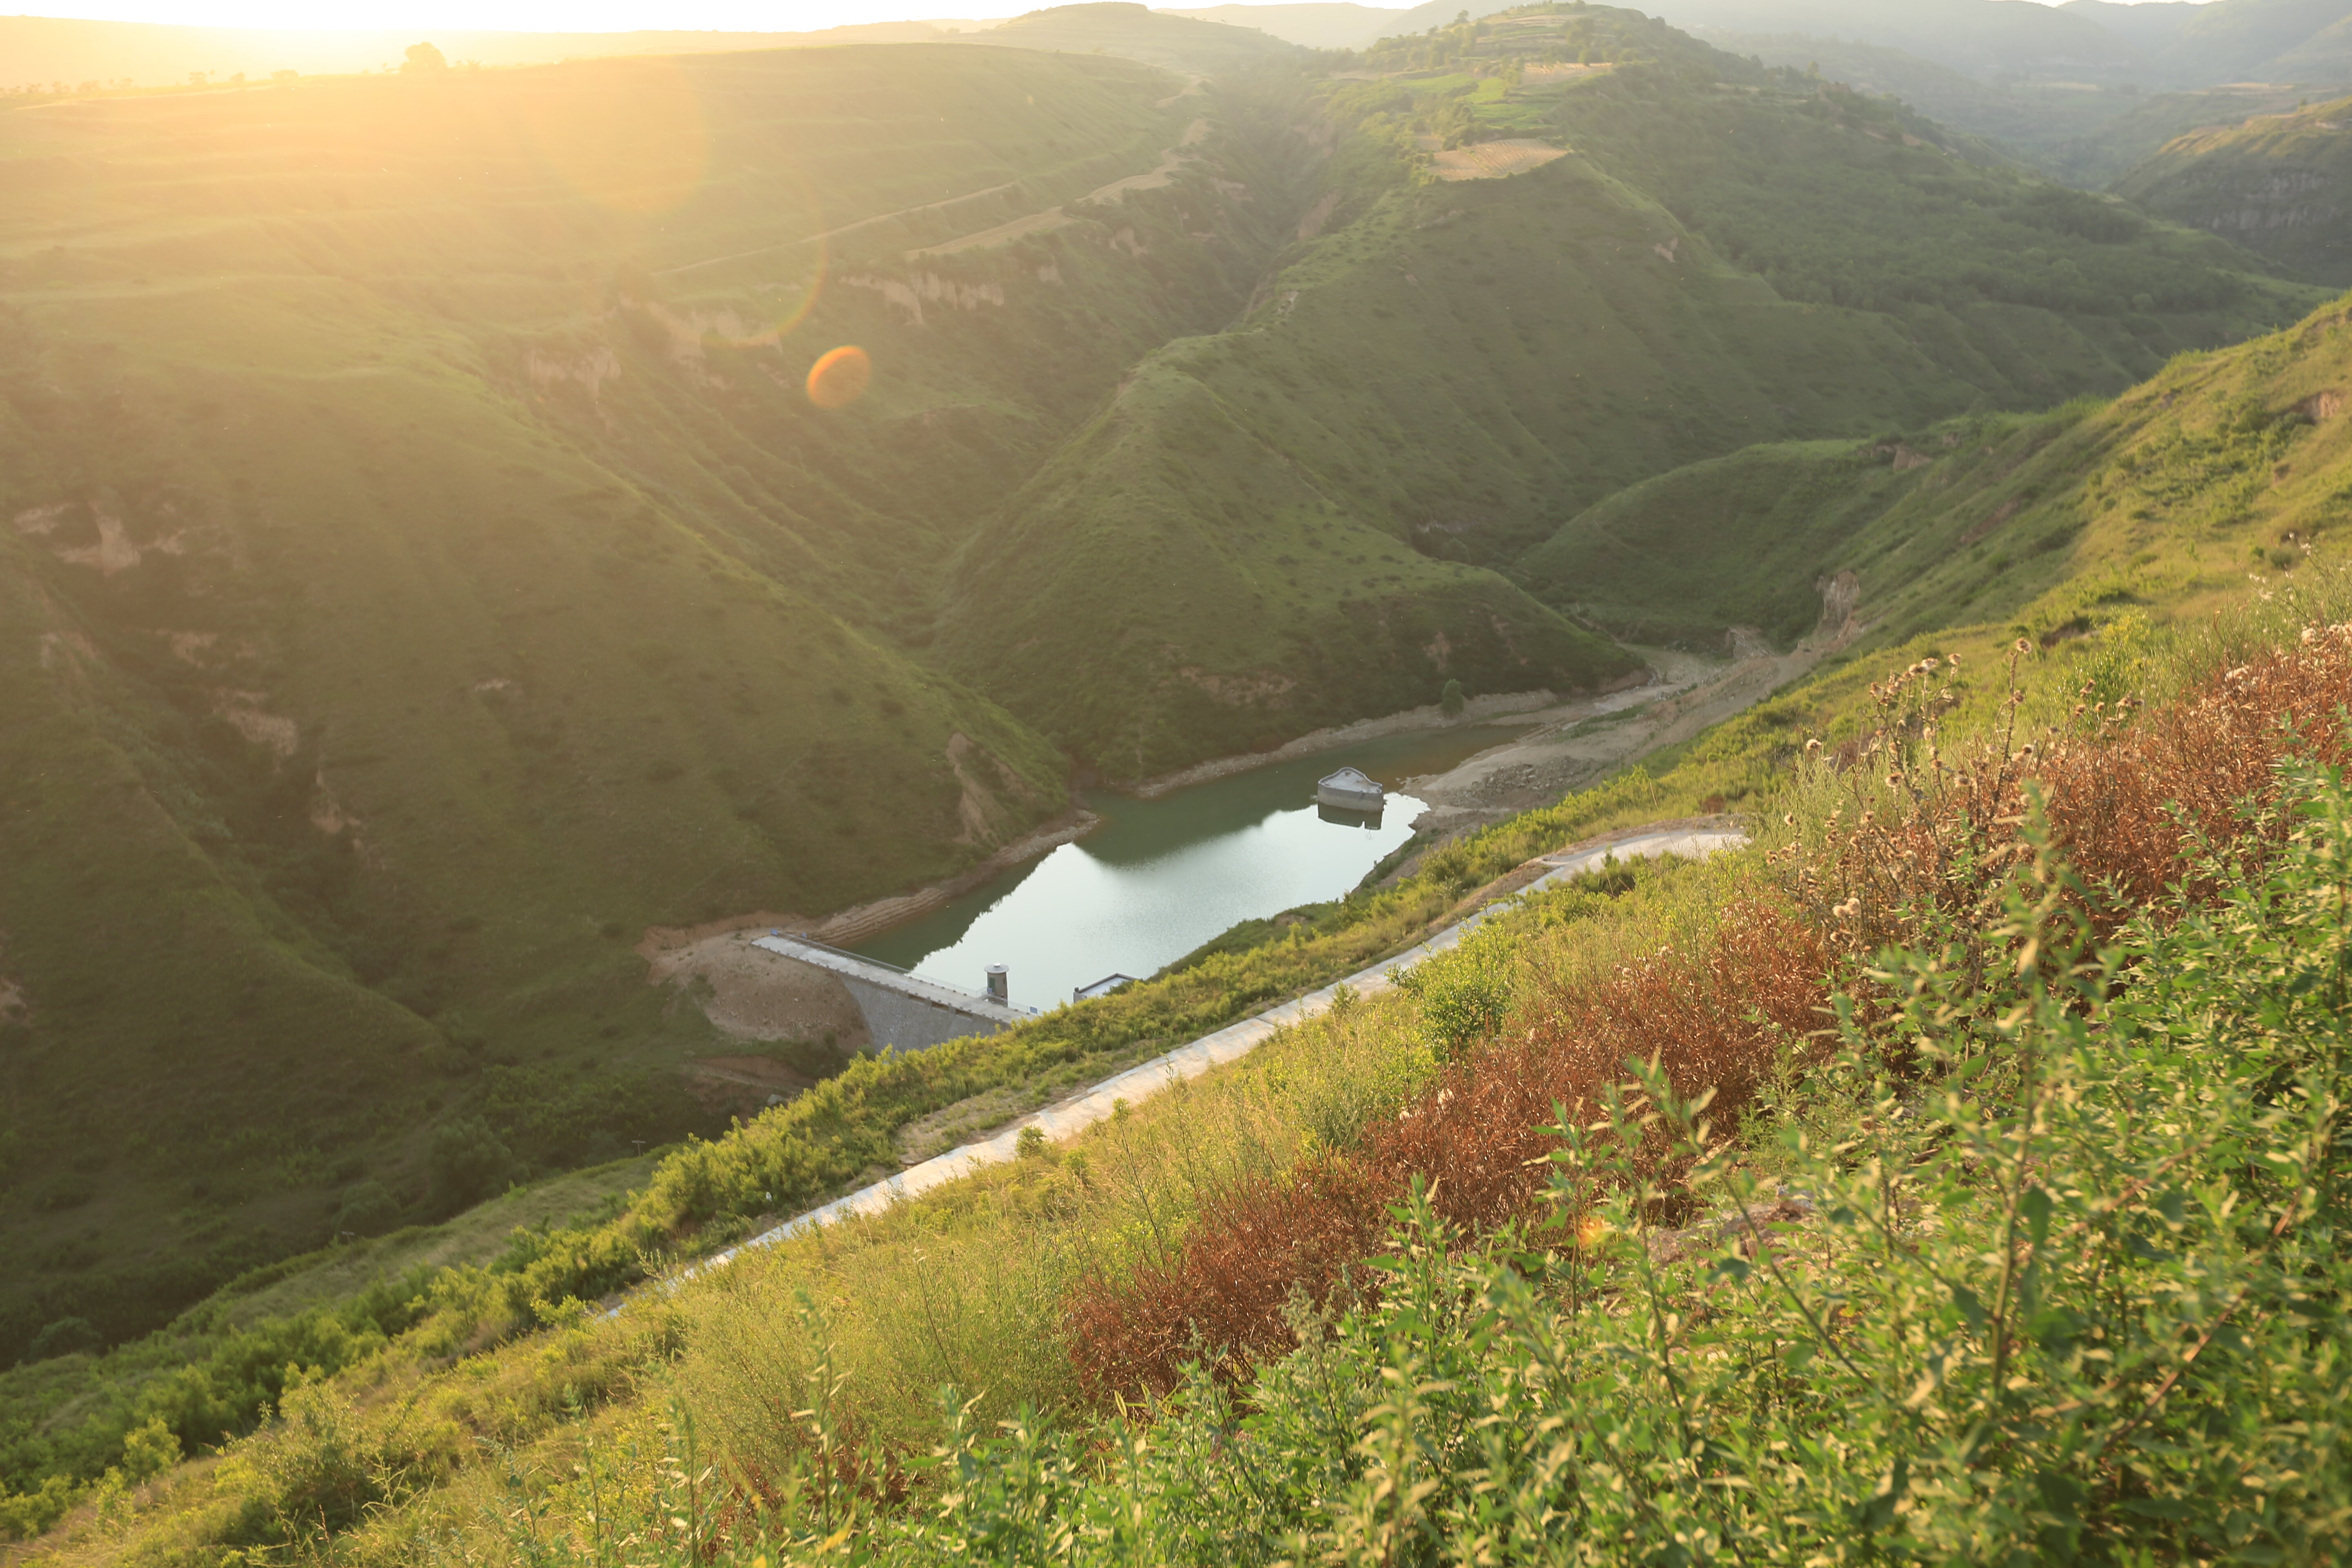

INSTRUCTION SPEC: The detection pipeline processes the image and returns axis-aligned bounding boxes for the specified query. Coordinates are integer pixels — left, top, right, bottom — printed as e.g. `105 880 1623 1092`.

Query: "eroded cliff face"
2118 102 2352 285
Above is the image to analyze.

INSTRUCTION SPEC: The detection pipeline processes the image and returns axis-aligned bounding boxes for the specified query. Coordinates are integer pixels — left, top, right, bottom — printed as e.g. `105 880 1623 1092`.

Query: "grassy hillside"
0 16 976 92
1644 0 2145 83
2034 81 2331 188
2118 92 2352 285
0 0 2338 1472
1168 3 1406 51
1517 405 2123 650
1697 32 2323 186
1526 285 2352 651
0 40 1308 1361
1659 0 2352 89
968 2 1306 71
2263 13 2352 81
1518 434 1944 646
2135 0 2352 86
935 5 2320 775
19 258 2352 1561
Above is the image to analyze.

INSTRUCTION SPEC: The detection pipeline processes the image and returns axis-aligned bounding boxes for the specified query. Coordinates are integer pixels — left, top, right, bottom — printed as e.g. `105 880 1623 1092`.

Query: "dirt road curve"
1404 639 1831 838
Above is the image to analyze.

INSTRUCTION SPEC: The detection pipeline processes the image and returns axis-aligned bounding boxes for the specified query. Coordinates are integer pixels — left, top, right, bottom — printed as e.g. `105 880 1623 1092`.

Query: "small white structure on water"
1316 766 1384 812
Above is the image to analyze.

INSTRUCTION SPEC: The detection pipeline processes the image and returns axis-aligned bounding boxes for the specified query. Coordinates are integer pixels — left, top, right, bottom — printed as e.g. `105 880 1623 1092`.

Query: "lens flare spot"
806 345 872 408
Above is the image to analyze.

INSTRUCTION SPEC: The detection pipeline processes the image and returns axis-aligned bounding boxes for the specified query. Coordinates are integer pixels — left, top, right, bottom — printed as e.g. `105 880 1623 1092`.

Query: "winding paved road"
690 825 1747 1274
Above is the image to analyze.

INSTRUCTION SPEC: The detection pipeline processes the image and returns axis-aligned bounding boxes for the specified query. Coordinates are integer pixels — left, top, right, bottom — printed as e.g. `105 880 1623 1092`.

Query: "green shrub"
117 1416 179 1483
211 1380 431 1551
545 763 2352 1563
428 1118 514 1213
0 1475 77 1541
1391 921 1515 1061
331 1180 401 1238
24 1318 98 1362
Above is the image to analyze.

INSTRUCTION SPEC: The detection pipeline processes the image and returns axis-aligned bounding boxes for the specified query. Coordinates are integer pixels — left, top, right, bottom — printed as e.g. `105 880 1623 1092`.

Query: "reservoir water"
854 724 1528 1011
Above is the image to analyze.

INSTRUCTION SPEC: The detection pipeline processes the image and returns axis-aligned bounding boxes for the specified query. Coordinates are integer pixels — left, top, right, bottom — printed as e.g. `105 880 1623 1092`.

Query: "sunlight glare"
518 56 708 216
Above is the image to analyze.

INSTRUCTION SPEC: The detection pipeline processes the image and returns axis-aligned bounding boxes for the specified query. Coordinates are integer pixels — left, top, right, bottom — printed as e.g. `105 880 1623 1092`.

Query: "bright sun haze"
16 0 2198 28
20 0 981 31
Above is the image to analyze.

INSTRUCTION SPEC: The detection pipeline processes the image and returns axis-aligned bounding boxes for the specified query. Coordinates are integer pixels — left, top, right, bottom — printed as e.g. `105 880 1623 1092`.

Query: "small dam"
750 933 1031 1052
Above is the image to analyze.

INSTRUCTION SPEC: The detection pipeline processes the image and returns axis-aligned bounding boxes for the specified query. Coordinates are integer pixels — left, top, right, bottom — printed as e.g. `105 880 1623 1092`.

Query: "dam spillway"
749 934 1031 1052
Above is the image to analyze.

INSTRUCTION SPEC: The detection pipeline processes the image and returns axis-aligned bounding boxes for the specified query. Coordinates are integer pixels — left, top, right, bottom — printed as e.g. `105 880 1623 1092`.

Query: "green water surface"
854 724 1527 1010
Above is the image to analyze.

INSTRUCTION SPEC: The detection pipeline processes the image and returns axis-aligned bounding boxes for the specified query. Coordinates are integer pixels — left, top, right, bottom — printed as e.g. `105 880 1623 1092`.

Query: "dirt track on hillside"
1403 607 1862 837
1432 138 1570 181
911 117 1209 258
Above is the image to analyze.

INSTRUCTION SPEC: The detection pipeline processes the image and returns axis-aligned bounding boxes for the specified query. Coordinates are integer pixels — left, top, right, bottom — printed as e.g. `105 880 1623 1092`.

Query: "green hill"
1517 435 1941 647
2118 92 2352 285
16 177 2352 1568
1167 3 1408 51
1526 287 2352 661
1644 0 2145 83
0 0 2330 1372
0 41 1291 1359
2261 13 2352 81
1657 0 2352 90
0 15 978 92
970 2 1308 70
935 5 2320 775
2135 0 2352 85
1691 32 2319 187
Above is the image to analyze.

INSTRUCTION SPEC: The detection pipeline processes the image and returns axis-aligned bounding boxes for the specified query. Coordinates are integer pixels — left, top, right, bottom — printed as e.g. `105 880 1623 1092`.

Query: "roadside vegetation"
17 257 2352 1550
3 0 2328 1356
10 6 2352 1559
19 539 2344 1563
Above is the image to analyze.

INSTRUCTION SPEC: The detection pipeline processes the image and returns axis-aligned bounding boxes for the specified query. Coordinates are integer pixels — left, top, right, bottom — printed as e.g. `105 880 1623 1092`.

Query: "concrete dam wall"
749 934 1028 1052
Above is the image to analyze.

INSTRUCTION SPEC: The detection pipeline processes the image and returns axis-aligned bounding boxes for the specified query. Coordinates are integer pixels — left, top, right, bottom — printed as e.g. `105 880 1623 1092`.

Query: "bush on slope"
33 267 2352 1558
1065 622 2352 1396
477 623 2352 1564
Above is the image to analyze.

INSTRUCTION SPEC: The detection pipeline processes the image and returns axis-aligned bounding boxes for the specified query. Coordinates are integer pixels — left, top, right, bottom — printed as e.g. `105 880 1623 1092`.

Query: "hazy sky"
14 0 2212 40
20 0 971 31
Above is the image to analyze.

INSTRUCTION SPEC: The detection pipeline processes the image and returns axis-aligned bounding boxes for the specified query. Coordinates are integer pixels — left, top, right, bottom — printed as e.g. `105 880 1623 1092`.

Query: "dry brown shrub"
1791 627 2352 956
1067 901 1829 1400
1065 1154 1391 1399
1067 624 2352 1404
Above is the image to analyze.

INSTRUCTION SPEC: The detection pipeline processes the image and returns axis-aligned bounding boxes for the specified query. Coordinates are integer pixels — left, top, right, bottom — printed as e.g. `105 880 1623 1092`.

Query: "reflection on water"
854 724 1527 1010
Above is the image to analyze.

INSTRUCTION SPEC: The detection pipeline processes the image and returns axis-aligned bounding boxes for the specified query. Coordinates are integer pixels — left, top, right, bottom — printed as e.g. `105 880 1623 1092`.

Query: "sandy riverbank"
1401 620 1865 838
1123 681 1643 799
